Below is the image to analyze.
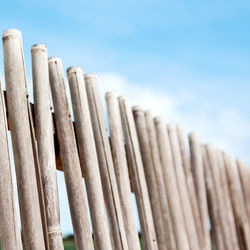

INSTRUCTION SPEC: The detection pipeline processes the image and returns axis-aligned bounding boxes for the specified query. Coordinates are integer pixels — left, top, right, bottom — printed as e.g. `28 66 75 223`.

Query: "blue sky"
1 0 250 235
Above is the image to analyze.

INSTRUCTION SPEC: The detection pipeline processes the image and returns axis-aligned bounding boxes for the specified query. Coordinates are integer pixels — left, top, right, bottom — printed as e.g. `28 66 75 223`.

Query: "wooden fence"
0 28 249 250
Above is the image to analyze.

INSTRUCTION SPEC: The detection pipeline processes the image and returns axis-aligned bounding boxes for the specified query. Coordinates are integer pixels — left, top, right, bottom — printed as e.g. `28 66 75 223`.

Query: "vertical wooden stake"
167 124 199 250
31 44 64 250
67 69 114 250
202 145 225 250
133 106 169 250
188 132 210 250
105 91 141 250
154 117 190 250
48 57 94 250
216 150 239 250
224 153 250 250
119 96 158 250
145 111 176 250
2 28 45 250
0 78 22 250
237 159 250 223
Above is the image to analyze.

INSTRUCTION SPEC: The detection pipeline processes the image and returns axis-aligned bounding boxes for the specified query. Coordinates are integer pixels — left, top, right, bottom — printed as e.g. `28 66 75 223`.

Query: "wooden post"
105 91 141 250
144 111 176 250
216 150 239 250
224 153 250 250
154 117 190 250
67 69 114 250
202 145 225 250
133 106 169 250
31 44 63 250
206 145 233 250
188 132 210 250
2 29 46 250
237 159 250 223
167 124 199 250
0 78 22 250
31 44 64 250
119 96 158 250
48 57 94 250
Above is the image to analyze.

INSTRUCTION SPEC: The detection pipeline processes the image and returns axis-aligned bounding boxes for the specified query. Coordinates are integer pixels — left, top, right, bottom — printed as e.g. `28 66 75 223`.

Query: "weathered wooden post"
2 29 46 250
188 132 210 250
206 145 233 250
202 145 225 250
154 117 190 250
67 69 115 250
224 153 250 250
216 150 239 250
237 159 250 223
31 44 64 250
48 57 94 250
119 96 158 250
167 124 199 250
133 106 169 250
105 91 141 250
0 79 22 250
144 111 176 250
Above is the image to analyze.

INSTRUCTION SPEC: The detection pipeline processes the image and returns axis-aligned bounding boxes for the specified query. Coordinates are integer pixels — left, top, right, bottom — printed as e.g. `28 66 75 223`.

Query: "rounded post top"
132 105 143 113
31 43 47 52
167 123 176 131
118 95 129 103
105 91 117 99
2 29 22 39
48 56 62 64
154 116 165 124
84 73 97 80
189 132 200 142
144 110 152 117
67 66 83 76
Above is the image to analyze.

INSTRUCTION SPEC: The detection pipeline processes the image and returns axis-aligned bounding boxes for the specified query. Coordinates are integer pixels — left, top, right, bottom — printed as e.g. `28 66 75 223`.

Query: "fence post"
188 132 211 250
31 44 64 250
145 111 176 250
202 145 224 250
48 57 94 250
105 91 141 250
167 124 199 250
237 159 250 224
154 117 190 250
2 28 46 250
133 106 169 250
0 78 22 250
119 96 158 250
67 69 114 250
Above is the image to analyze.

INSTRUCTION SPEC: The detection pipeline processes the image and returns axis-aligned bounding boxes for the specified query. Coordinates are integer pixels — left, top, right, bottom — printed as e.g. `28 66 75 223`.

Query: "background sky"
1 0 250 235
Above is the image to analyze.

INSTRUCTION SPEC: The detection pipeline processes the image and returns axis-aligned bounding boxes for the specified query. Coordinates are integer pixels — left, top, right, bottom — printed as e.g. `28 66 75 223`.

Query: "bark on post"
188 132 210 250
105 91 141 250
0 79 22 250
31 44 64 250
67 69 114 250
119 96 158 250
202 145 225 250
224 153 250 250
167 124 199 250
154 117 190 250
145 111 176 250
133 106 169 250
48 57 93 250
237 159 250 223
2 29 46 250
